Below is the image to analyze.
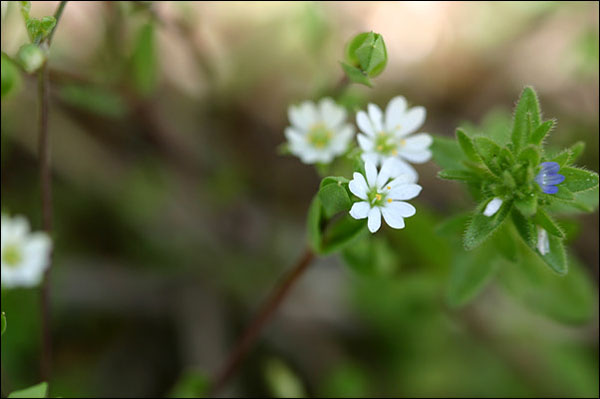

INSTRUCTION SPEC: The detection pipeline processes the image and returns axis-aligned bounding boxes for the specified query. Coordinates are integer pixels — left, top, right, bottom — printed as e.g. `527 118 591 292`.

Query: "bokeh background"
1 1 598 397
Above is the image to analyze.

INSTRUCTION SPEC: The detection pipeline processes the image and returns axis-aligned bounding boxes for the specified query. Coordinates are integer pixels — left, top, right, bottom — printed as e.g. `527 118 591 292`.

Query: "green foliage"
1 53 22 98
341 31 387 87
8 382 48 398
131 22 157 96
318 176 351 218
342 235 398 276
168 370 208 398
264 358 307 398
433 86 599 275
1 312 6 336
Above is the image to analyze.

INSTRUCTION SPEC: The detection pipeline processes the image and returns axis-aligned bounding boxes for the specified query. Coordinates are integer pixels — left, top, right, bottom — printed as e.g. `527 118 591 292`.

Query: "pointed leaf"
512 87 541 152
560 167 599 193
464 199 512 250
515 193 537 217
567 141 585 163
529 119 555 145
8 382 48 398
437 169 478 182
447 250 500 308
533 208 565 238
548 149 571 167
340 62 372 87
473 136 503 176
512 209 536 248
456 128 480 162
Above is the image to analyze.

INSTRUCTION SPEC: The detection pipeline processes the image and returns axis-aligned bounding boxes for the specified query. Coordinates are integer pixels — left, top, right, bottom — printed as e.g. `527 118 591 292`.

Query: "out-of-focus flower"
483 197 503 217
537 226 549 255
348 159 421 233
356 96 431 181
535 162 565 194
1 214 52 288
285 98 354 164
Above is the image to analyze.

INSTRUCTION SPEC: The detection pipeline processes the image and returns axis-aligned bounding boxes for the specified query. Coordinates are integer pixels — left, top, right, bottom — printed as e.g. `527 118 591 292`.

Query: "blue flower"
535 162 565 194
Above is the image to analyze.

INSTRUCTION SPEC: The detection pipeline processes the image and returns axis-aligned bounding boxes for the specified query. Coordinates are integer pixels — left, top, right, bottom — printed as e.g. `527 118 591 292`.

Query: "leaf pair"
341 32 387 87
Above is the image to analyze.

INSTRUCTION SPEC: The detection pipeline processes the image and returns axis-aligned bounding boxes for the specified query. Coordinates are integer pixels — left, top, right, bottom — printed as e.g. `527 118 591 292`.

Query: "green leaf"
318 180 351 218
512 209 536 248
1 312 6 336
560 167 599 193
464 199 512 250
511 87 541 152
39 16 56 37
59 84 127 119
17 43 46 73
19 1 31 20
533 208 565 238
168 370 209 398
473 136 502 176
548 149 571 167
131 22 157 96
456 128 480 162
265 358 307 399
538 233 568 275
446 248 499 308
431 135 465 170
8 382 48 398
499 248 594 324
1 54 22 98
494 223 519 262
437 169 478 182
25 18 41 41
514 193 537 217
529 119 555 145
341 235 398 276
340 62 372 87
518 145 540 166
567 141 585 163
307 196 323 253
320 214 367 254
552 185 575 201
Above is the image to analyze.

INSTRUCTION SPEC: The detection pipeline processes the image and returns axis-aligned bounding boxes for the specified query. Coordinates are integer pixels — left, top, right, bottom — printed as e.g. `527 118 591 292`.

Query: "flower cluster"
285 96 431 233
1 214 52 288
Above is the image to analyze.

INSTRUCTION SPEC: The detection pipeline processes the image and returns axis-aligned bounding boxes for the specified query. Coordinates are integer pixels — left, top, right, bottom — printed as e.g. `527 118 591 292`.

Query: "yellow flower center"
307 123 333 149
2 244 23 268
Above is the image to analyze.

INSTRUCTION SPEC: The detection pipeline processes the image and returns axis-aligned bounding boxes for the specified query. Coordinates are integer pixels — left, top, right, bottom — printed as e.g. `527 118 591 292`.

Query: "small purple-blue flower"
535 162 565 194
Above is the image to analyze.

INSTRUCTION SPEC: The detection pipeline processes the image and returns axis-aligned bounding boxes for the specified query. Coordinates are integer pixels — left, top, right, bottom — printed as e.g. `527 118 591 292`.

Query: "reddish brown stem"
210 249 316 396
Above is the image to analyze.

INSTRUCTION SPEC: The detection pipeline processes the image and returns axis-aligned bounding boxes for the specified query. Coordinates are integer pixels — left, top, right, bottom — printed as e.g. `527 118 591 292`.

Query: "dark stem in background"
210 249 316 396
38 1 68 383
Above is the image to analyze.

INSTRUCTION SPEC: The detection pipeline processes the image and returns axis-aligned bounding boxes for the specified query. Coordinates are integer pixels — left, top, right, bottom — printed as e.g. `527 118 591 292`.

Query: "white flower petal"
356 111 375 137
329 124 354 154
387 184 422 200
483 198 503 217
361 152 382 166
398 106 426 137
288 101 319 131
381 205 406 229
382 158 419 183
367 207 382 233
319 97 346 129
365 161 378 188
387 201 416 218
349 172 369 200
368 103 384 132
385 96 408 132
357 133 374 152
537 227 549 255
350 201 370 220
403 133 432 151
376 158 411 188
398 149 432 164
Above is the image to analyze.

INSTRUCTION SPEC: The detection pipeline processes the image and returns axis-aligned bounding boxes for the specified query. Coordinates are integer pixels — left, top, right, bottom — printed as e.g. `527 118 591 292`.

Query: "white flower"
356 96 432 181
1 214 52 288
348 159 422 233
285 98 354 164
483 197 503 217
537 227 549 256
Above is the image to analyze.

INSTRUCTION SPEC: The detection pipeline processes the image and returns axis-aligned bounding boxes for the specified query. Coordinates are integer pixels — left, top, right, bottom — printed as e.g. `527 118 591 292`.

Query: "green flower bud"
17 43 46 73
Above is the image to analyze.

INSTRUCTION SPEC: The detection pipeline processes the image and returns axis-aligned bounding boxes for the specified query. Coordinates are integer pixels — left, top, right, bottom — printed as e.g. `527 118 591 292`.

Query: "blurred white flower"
356 96 431 181
537 227 549 256
483 197 503 217
285 98 354 164
1 214 52 288
348 159 421 233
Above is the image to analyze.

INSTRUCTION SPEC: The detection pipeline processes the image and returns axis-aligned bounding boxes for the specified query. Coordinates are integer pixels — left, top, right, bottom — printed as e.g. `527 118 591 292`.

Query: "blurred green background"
1 1 598 398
